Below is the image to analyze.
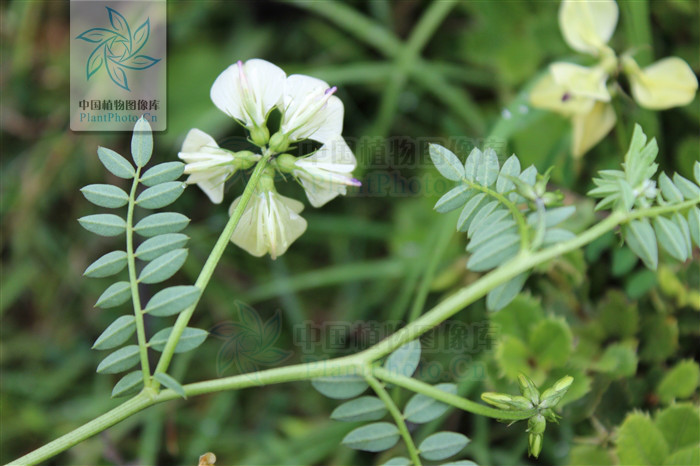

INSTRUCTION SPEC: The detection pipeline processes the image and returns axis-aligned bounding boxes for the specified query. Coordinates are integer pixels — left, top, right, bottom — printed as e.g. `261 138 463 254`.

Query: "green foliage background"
1 1 698 465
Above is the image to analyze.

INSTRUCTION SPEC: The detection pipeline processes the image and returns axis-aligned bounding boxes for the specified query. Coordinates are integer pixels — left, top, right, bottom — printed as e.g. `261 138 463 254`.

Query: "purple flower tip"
325 86 338 96
350 178 362 187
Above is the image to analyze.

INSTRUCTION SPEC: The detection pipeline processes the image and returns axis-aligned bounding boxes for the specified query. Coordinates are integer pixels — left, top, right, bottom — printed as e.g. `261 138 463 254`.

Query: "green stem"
126 165 152 387
371 367 534 421
152 153 272 383
365 372 423 466
10 199 697 465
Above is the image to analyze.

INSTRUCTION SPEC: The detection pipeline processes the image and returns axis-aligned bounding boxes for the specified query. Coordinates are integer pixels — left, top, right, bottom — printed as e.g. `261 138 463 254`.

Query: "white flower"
229 190 307 259
178 128 249 204
559 0 618 56
625 56 699 110
210 59 286 130
293 136 361 207
279 74 344 144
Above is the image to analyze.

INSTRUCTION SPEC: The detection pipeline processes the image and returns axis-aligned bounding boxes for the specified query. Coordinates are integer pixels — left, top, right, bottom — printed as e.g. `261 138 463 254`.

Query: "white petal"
186 170 228 204
559 0 618 55
529 71 595 117
550 63 610 101
229 193 267 257
181 128 218 152
571 101 616 158
294 137 359 207
229 191 307 259
210 59 286 127
280 74 344 144
628 57 699 110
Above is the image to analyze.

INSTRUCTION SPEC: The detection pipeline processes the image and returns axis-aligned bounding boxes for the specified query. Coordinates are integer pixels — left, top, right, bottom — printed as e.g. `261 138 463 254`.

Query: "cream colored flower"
571 101 617 158
559 0 618 56
229 189 307 259
625 57 699 110
293 136 361 207
178 128 249 204
210 59 286 131
279 74 344 144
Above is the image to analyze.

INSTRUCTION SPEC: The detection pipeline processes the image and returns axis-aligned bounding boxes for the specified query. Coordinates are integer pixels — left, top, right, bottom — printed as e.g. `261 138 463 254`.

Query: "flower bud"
527 413 546 434
233 150 260 170
481 392 533 411
250 125 270 147
539 375 573 408
268 131 290 153
275 153 297 173
528 433 543 458
518 373 540 405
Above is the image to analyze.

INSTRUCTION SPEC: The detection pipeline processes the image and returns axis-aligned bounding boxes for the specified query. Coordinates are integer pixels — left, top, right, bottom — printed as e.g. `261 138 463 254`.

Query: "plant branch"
126 165 152 387
371 367 534 421
152 153 272 384
10 198 697 466
365 372 423 466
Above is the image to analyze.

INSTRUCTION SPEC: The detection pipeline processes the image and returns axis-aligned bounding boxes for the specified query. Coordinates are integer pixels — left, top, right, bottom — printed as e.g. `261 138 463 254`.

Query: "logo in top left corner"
76 6 160 92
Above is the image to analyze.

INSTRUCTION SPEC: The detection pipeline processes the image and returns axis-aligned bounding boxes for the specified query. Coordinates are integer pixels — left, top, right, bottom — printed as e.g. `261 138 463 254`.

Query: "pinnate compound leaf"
653 217 688 261
467 233 520 271
342 422 399 452
435 185 472 213
135 233 189 261
138 248 188 284
656 360 700 404
655 404 700 454
623 220 658 270
486 273 528 311
149 327 208 353
79 214 126 237
476 148 499 186
496 154 521 193
131 117 153 167
380 457 411 466
111 371 143 398
418 432 470 461
136 182 187 209
140 161 185 187
688 207 700 248
144 285 200 317
134 212 189 237
457 193 487 232
96 345 140 374
84 250 127 278
331 396 387 422
92 315 135 350
658 172 684 203
384 340 421 378
97 146 135 179
311 375 368 399
616 413 669 466
430 144 464 181
672 173 700 200
81 184 129 208
95 281 131 308
154 372 187 399
403 383 457 423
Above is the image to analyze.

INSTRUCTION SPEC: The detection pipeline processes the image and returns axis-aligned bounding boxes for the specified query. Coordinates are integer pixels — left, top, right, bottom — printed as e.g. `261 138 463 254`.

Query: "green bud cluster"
481 373 573 458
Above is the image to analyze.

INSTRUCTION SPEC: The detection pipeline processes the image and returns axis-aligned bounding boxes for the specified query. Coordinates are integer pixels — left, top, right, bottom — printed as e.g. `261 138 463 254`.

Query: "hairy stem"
372 367 535 421
152 153 272 384
365 372 423 466
126 165 152 387
10 199 697 466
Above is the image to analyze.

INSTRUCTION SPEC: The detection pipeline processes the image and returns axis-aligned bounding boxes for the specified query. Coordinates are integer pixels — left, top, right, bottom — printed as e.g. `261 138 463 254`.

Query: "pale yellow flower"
625 56 699 110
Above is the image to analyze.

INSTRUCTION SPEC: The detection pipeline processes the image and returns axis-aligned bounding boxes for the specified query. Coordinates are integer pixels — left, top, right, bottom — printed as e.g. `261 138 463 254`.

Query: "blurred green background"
2 1 699 465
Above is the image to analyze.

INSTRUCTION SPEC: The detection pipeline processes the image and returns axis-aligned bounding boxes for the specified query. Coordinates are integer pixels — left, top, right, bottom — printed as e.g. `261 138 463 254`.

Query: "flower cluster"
530 0 698 158
178 59 360 259
481 373 573 458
